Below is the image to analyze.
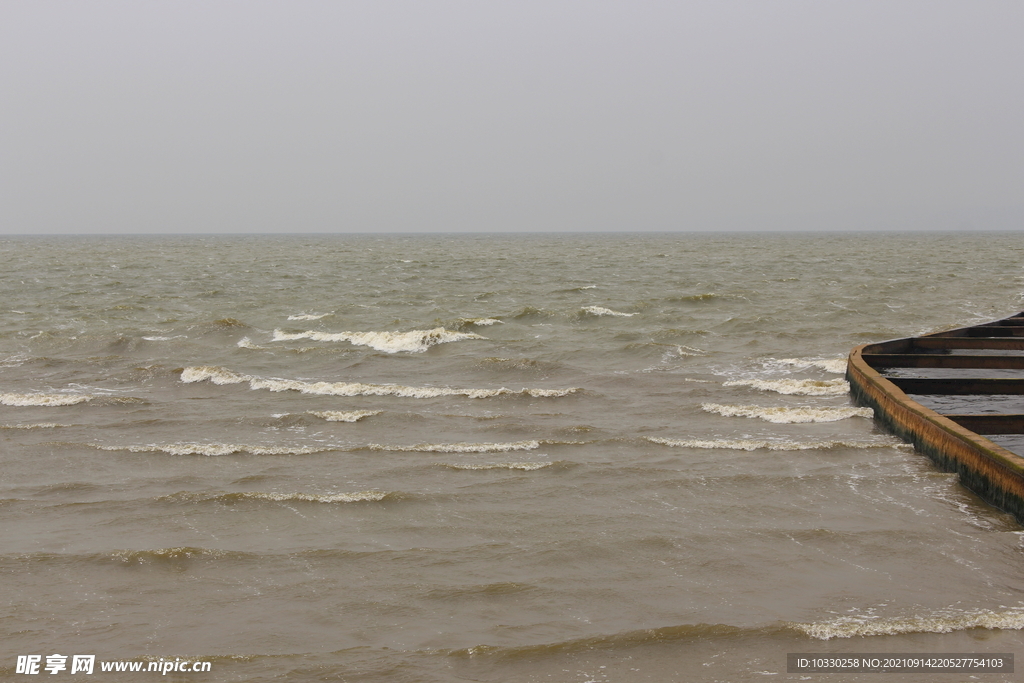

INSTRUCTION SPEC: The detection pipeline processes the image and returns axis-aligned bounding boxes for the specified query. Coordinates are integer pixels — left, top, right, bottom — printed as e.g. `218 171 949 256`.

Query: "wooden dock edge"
847 343 1024 522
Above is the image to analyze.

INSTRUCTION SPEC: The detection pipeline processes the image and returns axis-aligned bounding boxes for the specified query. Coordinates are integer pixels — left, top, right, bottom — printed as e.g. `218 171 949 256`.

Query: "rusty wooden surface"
861 353 1024 369
848 312 1024 522
889 377 1024 394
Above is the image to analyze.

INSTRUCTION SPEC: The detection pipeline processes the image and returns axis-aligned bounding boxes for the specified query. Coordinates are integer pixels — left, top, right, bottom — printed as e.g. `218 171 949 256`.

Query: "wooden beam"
945 415 1024 434
862 354 1024 369
965 326 1024 337
913 337 1024 351
889 378 1024 394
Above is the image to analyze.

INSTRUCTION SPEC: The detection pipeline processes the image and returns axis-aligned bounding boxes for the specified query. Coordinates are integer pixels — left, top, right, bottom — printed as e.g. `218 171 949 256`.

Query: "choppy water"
3 232 1024 682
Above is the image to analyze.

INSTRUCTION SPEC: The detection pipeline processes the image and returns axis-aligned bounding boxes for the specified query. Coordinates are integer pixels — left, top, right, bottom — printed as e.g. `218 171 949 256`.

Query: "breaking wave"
701 403 874 423
181 366 579 399
0 422 64 430
368 440 541 453
307 410 381 422
271 327 484 353
582 306 635 317
166 490 393 504
92 443 329 456
438 462 555 470
0 393 93 406
287 313 331 321
180 366 247 384
791 606 1024 639
645 437 910 451
723 378 850 396
774 357 848 374
459 318 502 326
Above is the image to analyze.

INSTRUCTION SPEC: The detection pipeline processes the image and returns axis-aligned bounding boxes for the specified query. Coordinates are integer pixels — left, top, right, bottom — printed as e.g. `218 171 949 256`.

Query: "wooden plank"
965 326 1024 337
890 378 1024 394
848 342 1024 522
862 354 1024 369
945 415 1024 434
913 337 1024 351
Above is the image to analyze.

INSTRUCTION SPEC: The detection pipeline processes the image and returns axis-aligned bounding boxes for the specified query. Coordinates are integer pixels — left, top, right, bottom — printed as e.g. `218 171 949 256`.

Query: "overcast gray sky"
1 1 1021 234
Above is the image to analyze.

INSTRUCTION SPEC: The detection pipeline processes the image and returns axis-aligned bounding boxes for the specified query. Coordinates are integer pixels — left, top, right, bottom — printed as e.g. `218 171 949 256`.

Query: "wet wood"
861 354 1024 369
913 337 1024 350
848 311 1024 523
965 326 1024 336
945 415 1024 434
889 377 1024 394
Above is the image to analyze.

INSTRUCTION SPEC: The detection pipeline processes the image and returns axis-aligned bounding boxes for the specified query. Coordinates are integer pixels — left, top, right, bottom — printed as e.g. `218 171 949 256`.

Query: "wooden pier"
847 313 1024 522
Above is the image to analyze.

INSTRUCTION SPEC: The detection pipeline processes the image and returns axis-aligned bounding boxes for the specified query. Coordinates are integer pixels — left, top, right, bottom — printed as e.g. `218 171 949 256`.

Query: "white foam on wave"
460 317 503 326
702 403 874 424
1 354 30 368
271 327 484 353
307 410 381 422
0 422 64 430
792 606 1024 640
724 378 850 396
369 440 541 453
93 443 327 456
774 358 848 374
142 335 185 342
582 306 635 317
0 393 93 407
645 436 910 451
287 313 331 321
180 366 248 385
439 461 554 470
238 490 386 503
236 337 261 349
181 366 579 399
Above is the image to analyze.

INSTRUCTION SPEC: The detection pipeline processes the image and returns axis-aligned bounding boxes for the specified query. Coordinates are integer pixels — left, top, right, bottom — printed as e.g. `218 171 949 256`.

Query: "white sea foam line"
439 462 554 470
270 327 484 353
792 606 1024 640
369 440 541 453
774 358 848 374
582 306 635 317
0 393 94 407
92 443 327 456
180 365 579 399
645 436 910 452
723 378 850 396
238 490 386 503
0 423 64 430
307 410 381 422
287 313 331 321
701 403 874 424
460 318 503 326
